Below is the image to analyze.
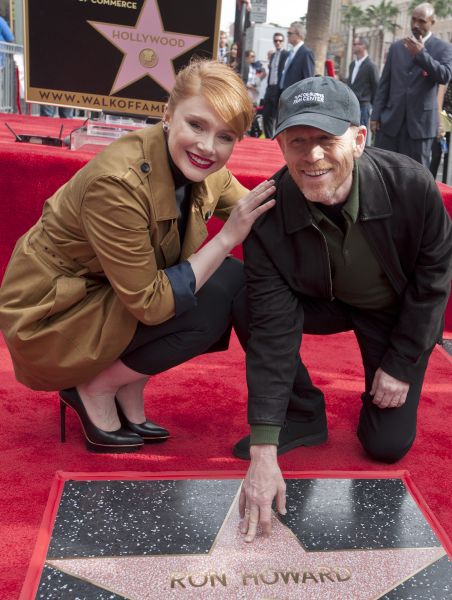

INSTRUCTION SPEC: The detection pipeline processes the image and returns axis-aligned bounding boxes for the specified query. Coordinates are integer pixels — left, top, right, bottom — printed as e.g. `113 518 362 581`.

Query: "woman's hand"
187 180 275 292
218 179 276 251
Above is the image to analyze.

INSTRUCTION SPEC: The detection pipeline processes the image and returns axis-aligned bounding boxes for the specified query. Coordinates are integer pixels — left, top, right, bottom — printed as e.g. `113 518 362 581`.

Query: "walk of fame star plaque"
24 0 222 117
21 471 451 599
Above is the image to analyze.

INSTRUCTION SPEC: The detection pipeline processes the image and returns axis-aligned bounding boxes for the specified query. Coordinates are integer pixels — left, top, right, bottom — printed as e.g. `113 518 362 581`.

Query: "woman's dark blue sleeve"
164 260 197 316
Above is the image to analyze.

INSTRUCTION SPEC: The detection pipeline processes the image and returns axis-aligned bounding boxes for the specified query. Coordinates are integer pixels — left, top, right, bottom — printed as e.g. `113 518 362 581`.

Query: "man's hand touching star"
239 445 286 542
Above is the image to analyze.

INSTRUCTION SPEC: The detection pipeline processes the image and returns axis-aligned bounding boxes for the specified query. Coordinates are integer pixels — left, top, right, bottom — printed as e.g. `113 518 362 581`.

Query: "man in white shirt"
262 32 289 138
347 37 379 132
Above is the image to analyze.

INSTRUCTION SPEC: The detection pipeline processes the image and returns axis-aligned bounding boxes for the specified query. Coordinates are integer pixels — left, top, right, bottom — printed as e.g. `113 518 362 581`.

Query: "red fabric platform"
1 114 451 333
0 114 451 596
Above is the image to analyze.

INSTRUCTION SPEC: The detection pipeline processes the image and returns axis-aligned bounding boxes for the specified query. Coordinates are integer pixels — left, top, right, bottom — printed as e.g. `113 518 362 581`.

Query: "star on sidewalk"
88 0 208 94
47 494 445 600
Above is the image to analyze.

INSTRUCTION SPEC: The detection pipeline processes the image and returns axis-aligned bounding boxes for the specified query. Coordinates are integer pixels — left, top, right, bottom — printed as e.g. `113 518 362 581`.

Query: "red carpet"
0 331 451 597
0 114 451 332
0 115 451 596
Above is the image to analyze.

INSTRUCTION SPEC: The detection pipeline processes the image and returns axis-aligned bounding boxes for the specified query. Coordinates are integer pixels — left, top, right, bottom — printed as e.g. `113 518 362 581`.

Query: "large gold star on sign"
88 0 208 94
47 493 445 599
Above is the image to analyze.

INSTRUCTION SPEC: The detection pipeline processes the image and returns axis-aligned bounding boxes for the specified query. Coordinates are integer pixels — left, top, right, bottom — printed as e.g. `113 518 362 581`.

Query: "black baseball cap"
273 76 361 138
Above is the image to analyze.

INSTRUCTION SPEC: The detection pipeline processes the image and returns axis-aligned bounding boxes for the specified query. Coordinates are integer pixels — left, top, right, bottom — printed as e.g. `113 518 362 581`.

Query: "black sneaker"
232 417 328 460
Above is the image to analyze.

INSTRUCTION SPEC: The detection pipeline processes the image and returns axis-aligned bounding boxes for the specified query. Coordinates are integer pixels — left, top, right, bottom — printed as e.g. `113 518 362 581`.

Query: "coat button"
140 162 150 173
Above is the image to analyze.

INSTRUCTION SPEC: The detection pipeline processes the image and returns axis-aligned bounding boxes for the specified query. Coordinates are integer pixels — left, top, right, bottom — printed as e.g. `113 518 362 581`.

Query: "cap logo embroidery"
293 92 325 104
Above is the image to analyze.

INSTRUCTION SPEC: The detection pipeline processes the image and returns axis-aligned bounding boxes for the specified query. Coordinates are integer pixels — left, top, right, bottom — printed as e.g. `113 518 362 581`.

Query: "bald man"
371 2 452 167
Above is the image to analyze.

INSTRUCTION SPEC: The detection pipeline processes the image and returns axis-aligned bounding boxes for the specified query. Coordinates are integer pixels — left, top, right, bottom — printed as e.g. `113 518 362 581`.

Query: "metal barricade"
0 42 23 113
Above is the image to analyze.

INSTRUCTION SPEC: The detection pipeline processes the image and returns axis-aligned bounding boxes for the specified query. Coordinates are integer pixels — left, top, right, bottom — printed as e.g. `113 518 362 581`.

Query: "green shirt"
307 163 398 310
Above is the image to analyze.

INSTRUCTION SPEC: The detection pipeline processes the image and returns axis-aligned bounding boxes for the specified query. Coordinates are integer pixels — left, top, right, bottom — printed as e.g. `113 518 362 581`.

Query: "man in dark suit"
279 22 315 93
262 32 289 138
371 2 452 167
347 37 379 132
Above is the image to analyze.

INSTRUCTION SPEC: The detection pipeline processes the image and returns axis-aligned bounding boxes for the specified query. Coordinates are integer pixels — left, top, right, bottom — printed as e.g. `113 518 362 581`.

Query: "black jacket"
244 148 452 426
267 49 289 87
280 44 315 91
347 56 380 105
372 35 452 139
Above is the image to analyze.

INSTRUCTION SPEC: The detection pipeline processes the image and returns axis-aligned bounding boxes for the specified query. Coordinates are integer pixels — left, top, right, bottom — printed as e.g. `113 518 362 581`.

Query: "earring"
162 121 170 133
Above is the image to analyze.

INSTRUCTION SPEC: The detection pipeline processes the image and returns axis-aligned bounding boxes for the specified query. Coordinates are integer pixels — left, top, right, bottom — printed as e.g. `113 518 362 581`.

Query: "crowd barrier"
0 42 23 113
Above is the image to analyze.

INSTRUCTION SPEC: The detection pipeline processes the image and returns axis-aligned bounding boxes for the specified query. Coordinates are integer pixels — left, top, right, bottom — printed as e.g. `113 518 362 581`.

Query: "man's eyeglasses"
274 39 284 43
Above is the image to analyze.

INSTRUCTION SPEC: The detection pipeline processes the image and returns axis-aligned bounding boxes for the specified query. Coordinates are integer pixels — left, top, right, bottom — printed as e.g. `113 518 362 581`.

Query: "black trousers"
262 85 280 139
120 257 248 375
375 124 434 168
289 298 434 463
121 260 432 464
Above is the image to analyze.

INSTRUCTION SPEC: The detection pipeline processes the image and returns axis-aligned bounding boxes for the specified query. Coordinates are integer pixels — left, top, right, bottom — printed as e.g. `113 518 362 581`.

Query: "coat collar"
353 55 368 68
142 123 178 221
280 150 392 234
142 123 209 222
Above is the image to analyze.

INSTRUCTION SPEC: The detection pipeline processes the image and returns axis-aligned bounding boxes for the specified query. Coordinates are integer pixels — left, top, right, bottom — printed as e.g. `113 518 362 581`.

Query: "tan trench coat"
0 123 247 390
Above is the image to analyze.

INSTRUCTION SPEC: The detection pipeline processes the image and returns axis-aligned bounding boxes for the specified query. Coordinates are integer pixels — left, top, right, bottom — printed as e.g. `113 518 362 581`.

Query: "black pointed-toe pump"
115 398 170 443
59 388 144 453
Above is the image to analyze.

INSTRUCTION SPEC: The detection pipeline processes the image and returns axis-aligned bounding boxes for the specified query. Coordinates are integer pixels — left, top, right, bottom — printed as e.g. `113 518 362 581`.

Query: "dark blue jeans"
360 103 371 128
40 105 74 118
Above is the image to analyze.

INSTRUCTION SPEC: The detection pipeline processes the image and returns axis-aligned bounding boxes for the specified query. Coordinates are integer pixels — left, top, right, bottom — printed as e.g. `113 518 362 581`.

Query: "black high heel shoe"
115 398 170 443
59 388 144 453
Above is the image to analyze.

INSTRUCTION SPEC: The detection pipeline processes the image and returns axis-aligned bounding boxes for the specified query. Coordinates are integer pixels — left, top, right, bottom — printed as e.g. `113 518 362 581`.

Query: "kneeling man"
236 76 452 542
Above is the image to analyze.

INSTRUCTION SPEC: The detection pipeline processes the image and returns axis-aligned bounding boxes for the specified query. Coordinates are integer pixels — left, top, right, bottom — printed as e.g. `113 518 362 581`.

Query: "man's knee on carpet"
357 424 415 463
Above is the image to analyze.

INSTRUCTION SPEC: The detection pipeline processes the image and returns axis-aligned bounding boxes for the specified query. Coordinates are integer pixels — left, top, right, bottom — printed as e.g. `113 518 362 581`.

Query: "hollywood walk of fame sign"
23 473 452 599
24 0 222 117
